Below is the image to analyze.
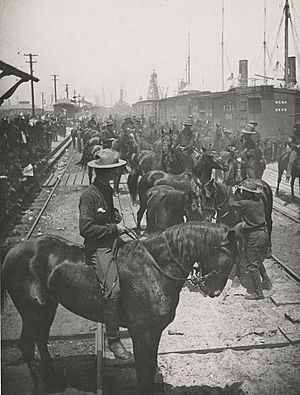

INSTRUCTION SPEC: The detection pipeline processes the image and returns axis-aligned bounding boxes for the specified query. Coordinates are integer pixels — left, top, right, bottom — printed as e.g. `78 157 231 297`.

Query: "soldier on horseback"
286 120 300 182
79 149 133 361
177 121 194 149
240 126 266 179
101 118 117 149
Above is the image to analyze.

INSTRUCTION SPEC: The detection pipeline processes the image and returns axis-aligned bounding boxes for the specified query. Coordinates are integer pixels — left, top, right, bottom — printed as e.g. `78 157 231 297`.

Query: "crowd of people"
0 113 66 228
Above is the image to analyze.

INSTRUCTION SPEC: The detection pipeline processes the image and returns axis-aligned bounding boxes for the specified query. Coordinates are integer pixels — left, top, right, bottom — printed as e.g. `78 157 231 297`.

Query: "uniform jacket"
229 198 265 231
79 179 119 250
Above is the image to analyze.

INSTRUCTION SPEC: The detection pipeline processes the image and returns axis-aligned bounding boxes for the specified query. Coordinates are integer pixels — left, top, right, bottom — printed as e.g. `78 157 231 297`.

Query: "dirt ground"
2 158 300 395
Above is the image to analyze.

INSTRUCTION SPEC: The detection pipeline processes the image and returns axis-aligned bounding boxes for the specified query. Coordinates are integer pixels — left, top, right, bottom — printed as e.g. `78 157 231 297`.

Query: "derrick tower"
147 69 160 100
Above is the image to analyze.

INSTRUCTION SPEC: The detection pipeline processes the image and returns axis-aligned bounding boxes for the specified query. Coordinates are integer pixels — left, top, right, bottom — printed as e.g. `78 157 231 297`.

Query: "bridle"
202 182 230 222
137 231 232 293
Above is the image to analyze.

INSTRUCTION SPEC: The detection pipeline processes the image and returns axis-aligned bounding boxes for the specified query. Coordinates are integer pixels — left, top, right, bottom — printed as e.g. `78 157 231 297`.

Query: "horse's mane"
144 222 228 260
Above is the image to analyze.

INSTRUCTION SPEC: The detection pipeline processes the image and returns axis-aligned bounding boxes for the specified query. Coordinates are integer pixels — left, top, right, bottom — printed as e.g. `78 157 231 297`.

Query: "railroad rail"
2 153 300 394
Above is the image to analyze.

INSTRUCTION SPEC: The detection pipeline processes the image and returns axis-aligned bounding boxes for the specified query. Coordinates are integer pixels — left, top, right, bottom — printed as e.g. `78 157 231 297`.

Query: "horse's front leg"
88 166 93 184
131 327 162 395
114 169 121 195
19 315 48 394
291 176 295 201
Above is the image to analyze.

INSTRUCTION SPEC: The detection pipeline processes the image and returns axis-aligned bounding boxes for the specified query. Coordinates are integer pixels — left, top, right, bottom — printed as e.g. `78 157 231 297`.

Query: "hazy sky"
0 0 299 106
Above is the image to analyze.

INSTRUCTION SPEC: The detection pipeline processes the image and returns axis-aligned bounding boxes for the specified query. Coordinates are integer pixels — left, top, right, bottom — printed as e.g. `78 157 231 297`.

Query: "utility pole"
284 0 290 87
41 92 45 110
65 84 69 99
51 74 59 102
24 53 38 116
263 0 267 84
221 0 225 91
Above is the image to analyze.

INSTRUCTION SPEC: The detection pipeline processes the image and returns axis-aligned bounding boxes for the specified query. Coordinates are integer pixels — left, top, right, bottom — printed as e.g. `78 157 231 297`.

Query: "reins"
203 183 230 222
139 240 188 282
161 232 190 276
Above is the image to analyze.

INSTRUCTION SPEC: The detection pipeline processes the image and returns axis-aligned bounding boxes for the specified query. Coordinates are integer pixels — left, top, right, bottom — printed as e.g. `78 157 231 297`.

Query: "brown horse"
145 185 203 233
1 223 242 395
135 171 201 233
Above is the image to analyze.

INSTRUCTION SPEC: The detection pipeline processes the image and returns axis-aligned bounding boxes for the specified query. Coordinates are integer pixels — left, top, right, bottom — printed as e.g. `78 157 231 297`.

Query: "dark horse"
276 149 300 200
199 178 273 256
128 148 229 204
2 223 242 395
127 149 162 202
145 185 203 233
136 171 200 233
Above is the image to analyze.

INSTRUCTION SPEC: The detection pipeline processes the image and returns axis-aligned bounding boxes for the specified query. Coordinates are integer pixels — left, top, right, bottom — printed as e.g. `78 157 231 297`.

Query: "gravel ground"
2 158 300 395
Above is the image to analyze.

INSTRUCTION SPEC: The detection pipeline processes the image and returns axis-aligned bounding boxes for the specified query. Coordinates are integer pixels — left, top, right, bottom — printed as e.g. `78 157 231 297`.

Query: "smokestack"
239 59 248 87
288 56 296 86
119 88 124 103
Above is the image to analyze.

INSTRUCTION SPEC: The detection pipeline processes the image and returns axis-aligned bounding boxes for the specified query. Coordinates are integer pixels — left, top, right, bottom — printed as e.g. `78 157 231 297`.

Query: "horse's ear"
202 146 207 152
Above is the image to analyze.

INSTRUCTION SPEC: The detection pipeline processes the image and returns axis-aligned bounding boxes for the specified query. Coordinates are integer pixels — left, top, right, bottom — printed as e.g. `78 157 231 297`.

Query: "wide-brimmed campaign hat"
106 119 114 126
247 121 258 127
240 129 256 135
88 149 126 169
183 121 192 126
238 180 261 194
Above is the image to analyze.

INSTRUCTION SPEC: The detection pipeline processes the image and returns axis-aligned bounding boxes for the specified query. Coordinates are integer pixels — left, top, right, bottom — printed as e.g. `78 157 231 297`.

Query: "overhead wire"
269 9 284 69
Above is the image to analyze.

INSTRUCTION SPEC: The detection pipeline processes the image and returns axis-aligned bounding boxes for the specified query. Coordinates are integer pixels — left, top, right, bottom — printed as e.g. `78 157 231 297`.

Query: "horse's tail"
1 244 11 313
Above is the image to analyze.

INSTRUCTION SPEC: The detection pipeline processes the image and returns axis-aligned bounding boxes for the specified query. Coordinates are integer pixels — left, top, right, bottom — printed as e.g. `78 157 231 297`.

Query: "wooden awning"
0 60 39 106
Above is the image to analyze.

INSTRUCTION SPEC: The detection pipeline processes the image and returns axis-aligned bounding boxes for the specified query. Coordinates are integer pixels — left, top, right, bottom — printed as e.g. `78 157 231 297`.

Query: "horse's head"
203 149 229 172
198 178 218 221
184 191 204 222
198 228 243 298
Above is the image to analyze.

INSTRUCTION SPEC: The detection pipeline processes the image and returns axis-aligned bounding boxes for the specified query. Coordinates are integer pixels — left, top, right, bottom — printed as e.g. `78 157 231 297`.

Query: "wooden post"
95 323 105 395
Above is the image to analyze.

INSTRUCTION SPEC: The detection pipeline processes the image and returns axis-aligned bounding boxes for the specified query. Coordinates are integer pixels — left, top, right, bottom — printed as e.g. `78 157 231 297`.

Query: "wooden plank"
66 172 77 186
279 324 300 344
82 171 90 186
271 294 300 306
59 172 69 186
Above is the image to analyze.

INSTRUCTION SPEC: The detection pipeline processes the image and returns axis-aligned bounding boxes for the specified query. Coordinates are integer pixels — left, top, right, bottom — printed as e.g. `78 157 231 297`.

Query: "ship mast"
284 0 290 87
221 0 225 90
263 0 267 84
187 26 191 85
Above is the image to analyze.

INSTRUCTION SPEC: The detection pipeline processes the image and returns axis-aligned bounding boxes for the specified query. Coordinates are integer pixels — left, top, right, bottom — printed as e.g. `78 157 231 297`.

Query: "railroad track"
2 155 300 395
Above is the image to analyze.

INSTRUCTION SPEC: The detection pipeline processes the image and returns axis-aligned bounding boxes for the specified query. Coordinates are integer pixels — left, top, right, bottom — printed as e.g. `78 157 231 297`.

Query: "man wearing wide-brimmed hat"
229 179 272 300
101 118 117 149
286 120 300 181
177 120 194 148
79 149 133 361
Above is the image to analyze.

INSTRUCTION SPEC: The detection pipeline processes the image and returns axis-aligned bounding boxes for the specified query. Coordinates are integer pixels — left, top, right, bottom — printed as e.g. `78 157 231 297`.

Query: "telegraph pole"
41 92 45 110
24 53 38 116
65 84 69 99
51 74 59 102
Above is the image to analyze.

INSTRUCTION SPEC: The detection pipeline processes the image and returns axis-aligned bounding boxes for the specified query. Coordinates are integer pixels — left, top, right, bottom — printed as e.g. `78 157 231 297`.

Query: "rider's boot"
259 263 273 290
104 299 134 361
244 267 265 300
